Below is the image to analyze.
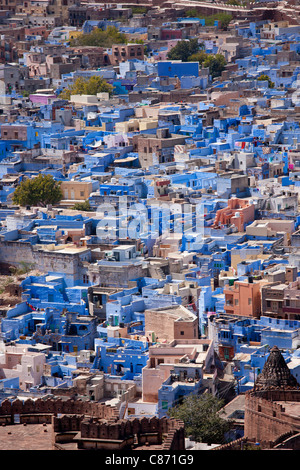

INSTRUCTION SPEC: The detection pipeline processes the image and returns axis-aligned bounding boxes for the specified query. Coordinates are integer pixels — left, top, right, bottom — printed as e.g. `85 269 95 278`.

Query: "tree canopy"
184 11 233 29
59 75 113 100
167 393 232 444
257 74 275 88
71 200 92 212
167 40 227 79
12 174 63 207
189 51 227 78
70 26 127 48
167 39 200 62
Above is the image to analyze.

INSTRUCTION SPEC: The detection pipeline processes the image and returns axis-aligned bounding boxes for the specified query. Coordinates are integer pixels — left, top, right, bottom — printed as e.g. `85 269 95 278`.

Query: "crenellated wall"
0 397 185 450
244 389 300 443
0 397 119 423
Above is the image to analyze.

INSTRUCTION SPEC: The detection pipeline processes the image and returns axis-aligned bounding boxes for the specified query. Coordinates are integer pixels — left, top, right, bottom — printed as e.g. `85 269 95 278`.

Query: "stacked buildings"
1 0 300 451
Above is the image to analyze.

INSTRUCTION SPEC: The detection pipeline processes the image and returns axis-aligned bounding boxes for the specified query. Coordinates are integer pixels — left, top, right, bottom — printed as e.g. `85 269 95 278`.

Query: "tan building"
1 124 28 142
47 0 78 24
144 305 198 343
262 276 300 320
108 43 144 65
246 219 294 245
16 0 49 16
132 128 186 168
114 118 158 134
0 343 48 391
0 0 23 12
230 244 269 271
60 180 93 205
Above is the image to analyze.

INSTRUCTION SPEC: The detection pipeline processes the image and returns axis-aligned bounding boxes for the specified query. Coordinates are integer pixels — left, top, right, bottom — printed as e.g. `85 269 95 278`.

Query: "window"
180 331 184 335
224 348 230 360
248 298 252 305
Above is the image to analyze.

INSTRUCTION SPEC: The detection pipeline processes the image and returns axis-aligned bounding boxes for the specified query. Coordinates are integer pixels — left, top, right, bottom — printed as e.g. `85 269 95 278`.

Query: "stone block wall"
244 390 300 443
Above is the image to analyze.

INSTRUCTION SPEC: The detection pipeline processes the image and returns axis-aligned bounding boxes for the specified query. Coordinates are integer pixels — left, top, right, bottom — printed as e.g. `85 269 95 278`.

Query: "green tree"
84 76 113 95
131 6 148 14
203 53 227 79
188 51 208 64
185 8 199 17
168 393 232 444
184 11 232 29
72 200 92 211
12 174 63 207
188 52 227 78
257 74 274 88
59 75 113 100
70 26 127 48
206 13 233 29
9 261 36 276
167 39 200 62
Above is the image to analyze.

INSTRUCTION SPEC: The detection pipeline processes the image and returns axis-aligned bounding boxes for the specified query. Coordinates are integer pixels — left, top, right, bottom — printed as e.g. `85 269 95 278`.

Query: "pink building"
224 279 263 318
142 339 215 403
212 197 255 232
29 93 57 105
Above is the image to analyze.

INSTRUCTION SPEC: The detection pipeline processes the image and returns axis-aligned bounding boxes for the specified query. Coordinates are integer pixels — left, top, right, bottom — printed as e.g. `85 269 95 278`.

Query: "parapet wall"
0 397 119 423
53 414 184 449
244 389 300 443
0 397 185 450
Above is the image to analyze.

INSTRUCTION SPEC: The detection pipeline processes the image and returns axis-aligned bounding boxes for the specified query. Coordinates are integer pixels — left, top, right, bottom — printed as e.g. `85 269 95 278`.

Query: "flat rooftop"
274 401 300 418
0 423 54 450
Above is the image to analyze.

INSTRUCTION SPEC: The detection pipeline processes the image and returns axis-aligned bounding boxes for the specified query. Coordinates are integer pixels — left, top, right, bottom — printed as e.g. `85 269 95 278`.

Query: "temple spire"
254 346 299 391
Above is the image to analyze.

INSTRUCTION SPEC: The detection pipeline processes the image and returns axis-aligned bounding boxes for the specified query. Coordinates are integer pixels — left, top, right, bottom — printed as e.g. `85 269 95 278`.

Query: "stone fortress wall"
0 397 185 450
